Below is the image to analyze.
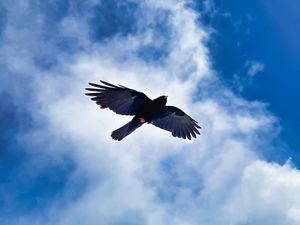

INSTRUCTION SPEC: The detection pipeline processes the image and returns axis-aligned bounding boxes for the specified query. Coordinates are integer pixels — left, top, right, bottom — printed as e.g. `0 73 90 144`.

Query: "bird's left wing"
152 106 201 140
85 80 152 115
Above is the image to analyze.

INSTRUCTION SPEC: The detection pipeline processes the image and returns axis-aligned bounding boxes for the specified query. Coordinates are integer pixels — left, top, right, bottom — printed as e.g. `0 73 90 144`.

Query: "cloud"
1 1 299 225
246 60 265 76
225 160 300 225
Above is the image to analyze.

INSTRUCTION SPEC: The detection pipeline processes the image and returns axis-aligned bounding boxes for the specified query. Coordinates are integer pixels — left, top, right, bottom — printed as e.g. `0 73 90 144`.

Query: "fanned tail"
111 118 142 141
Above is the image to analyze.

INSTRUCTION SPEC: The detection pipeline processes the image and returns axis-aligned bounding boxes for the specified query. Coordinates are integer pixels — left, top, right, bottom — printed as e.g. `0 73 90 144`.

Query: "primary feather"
85 80 152 115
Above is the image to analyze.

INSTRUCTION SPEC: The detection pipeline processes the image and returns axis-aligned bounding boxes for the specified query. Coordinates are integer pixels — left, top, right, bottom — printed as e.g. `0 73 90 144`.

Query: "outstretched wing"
152 106 201 140
85 80 152 115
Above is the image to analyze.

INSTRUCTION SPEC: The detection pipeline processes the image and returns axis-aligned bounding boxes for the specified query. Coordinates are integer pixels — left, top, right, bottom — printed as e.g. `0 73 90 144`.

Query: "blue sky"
203 0 300 156
1 0 300 225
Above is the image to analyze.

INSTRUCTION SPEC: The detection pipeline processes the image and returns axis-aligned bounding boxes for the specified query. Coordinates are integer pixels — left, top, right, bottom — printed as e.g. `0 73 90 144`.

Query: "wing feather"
152 106 201 140
85 80 152 115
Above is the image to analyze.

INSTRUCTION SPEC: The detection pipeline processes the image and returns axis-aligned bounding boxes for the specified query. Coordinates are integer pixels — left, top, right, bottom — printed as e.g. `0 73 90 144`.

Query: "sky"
1 0 300 225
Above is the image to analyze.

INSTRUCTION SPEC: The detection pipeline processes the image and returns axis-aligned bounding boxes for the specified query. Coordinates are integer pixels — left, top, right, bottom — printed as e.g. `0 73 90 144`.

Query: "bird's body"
134 96 167 123
85 80 201 141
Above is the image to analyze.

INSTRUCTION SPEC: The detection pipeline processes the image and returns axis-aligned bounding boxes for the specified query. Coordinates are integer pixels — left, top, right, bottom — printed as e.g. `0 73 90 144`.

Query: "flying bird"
85 80 201 141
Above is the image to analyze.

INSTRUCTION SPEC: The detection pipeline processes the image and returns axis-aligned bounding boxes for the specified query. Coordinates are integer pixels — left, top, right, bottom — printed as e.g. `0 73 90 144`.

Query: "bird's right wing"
152 106 201 140
85 80 152 115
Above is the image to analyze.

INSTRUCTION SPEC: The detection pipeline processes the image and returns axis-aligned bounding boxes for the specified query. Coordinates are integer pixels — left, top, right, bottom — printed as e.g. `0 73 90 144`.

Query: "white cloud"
246 60 265 76
225 160 300 225
1 1 300 225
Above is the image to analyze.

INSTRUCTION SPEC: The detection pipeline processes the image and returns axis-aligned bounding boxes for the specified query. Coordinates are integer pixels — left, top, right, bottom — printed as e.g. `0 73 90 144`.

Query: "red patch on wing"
139 117 145 123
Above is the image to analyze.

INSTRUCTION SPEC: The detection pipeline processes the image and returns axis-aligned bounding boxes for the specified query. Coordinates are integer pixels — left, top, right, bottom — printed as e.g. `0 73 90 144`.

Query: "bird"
85 80 201 141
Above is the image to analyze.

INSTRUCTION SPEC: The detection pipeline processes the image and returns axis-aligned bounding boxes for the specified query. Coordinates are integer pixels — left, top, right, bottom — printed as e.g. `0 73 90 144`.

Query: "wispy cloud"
246 60 265 76
1 1 299 225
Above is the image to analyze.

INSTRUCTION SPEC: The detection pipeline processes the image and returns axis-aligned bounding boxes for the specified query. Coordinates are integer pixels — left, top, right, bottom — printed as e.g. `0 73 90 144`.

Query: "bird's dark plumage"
152 106 201 140
85 80 201 140
85 80 152 115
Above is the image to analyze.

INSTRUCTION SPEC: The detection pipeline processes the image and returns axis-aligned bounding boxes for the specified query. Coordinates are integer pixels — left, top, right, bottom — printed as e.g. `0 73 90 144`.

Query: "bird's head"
155 95 168 106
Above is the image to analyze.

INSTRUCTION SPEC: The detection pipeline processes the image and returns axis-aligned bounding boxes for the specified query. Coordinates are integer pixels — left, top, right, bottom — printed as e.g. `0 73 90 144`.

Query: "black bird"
85 80 201 141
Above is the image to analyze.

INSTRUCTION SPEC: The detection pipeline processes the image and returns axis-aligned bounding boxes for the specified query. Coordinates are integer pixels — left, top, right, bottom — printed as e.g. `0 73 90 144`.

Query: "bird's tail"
111 117 142 141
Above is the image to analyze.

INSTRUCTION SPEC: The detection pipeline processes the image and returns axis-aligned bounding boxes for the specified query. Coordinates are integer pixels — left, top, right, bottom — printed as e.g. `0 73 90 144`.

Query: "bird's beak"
164 95 168 99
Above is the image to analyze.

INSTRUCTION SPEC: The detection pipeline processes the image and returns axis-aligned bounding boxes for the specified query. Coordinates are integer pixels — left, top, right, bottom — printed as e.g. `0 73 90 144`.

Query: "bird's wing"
152 106 201 140
85 80 152 115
